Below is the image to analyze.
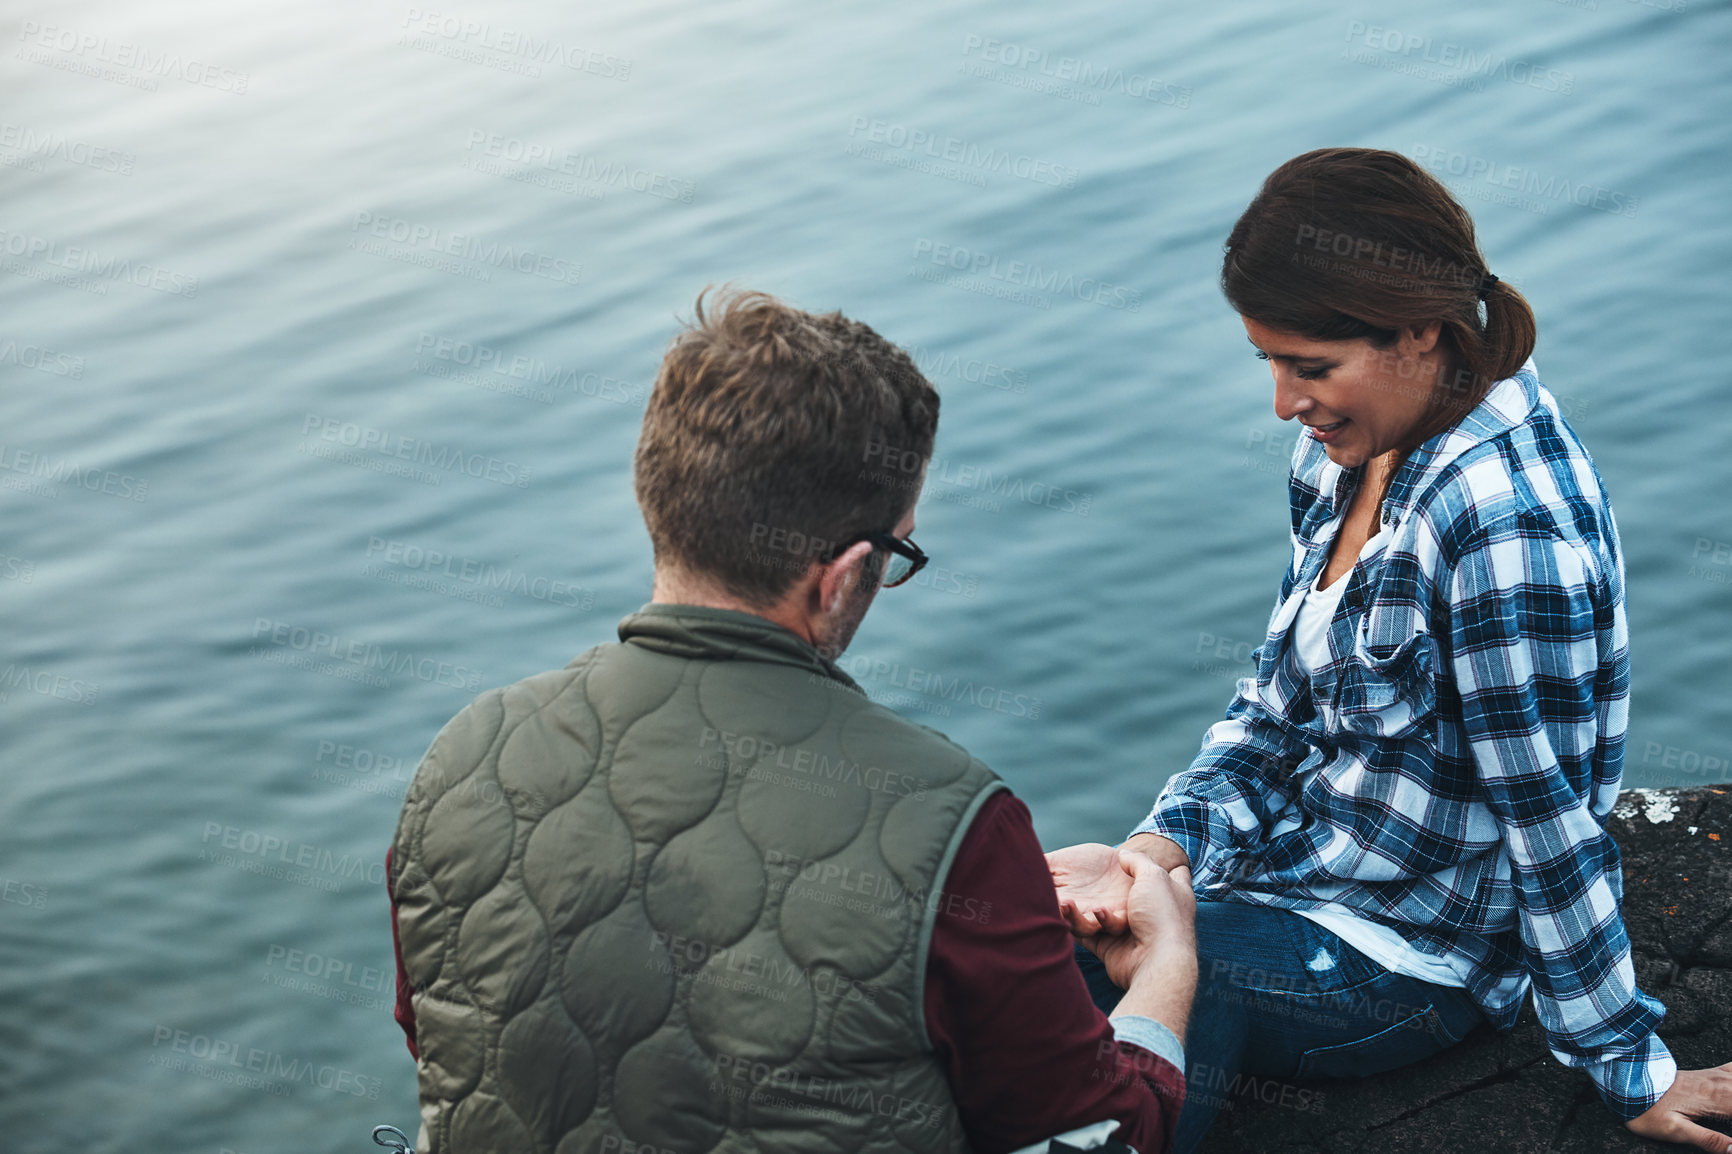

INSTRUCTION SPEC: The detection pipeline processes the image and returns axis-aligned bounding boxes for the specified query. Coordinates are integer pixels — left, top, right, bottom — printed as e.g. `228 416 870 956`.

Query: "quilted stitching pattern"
393 610 997 1154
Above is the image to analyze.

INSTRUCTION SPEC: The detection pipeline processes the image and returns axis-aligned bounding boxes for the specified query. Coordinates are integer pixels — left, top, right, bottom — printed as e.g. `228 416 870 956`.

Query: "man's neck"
650 568 815 646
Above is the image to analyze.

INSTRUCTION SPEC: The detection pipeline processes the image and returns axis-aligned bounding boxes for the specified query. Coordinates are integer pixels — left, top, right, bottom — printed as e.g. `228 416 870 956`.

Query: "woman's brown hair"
1222 148 1537 481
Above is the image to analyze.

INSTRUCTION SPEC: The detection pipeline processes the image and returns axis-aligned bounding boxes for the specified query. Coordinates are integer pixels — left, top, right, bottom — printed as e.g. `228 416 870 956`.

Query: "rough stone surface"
1196 786 1732 1153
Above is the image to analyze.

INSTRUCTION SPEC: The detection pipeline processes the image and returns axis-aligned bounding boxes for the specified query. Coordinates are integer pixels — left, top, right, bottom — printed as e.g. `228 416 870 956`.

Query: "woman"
1049 148 1732 1154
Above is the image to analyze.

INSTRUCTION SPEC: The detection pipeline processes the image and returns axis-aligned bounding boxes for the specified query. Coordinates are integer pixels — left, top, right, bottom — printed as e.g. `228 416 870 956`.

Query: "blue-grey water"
2 1 1728 1149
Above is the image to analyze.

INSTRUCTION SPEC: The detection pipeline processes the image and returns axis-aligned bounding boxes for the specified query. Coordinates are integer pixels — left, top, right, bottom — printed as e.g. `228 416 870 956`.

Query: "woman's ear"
1406 321 1443 356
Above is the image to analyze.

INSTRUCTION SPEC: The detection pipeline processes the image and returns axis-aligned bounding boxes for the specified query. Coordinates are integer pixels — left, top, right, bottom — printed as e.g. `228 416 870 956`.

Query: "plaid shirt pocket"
1332 629 1436 740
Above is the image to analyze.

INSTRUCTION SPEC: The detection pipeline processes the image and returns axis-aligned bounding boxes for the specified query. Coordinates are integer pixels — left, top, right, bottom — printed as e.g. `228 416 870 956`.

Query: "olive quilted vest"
391 604 1004 1154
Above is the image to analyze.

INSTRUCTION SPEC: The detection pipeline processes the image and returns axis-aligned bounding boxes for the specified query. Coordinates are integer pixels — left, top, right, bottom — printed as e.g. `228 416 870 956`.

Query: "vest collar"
617 603 866 693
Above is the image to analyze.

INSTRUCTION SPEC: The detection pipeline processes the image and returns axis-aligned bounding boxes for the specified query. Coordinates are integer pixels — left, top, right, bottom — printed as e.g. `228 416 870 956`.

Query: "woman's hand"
1079 852 1197 999
1048 835 1194 937
1047 842 1133 935
1625 1063 1732 1152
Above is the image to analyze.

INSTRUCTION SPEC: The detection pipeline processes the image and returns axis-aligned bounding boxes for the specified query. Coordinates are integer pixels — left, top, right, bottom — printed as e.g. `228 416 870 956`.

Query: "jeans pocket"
1422 986 1486 1049
1233 915 1387 1000
1292 998 1444 1080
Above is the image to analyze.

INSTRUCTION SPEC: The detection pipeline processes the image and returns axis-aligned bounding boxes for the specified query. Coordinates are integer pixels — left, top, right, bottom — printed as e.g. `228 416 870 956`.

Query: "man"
387 287 1196 1154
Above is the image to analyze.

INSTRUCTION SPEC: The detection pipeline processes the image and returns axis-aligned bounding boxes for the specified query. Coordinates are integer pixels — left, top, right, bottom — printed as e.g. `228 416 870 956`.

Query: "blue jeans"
1076 900 1486 1154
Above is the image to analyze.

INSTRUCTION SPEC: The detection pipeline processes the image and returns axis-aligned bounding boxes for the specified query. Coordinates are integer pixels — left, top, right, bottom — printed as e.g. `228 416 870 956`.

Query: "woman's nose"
1272 369 1312 423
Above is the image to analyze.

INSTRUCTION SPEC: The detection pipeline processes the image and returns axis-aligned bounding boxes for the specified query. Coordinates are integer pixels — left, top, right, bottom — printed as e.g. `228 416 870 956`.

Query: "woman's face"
1242 316 1445 469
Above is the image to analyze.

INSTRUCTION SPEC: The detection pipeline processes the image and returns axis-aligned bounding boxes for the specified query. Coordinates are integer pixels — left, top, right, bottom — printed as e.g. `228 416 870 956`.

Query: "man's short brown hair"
634 286 939 607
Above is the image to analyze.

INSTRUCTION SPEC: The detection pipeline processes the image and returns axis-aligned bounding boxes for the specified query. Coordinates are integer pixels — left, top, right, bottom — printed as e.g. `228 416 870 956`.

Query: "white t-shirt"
1286 525 1469 989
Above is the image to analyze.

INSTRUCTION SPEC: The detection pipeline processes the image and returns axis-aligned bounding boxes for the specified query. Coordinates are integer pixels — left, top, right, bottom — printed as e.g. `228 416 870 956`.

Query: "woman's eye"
1253 349 1331 380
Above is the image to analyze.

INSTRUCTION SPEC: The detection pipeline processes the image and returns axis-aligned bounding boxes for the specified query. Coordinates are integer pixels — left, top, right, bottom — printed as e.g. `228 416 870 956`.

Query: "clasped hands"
1046 836 1197 996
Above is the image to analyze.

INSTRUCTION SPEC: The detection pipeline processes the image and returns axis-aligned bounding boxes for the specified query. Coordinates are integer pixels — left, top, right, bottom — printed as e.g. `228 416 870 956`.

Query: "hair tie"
1478 272 1499 298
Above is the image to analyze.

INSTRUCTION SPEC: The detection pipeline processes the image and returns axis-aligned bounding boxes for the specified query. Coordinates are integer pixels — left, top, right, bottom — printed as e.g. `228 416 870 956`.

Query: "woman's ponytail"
1476 278 1538 384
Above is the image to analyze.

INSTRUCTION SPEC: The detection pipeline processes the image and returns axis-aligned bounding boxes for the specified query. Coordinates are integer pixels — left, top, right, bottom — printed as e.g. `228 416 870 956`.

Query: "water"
2 0 1728 1148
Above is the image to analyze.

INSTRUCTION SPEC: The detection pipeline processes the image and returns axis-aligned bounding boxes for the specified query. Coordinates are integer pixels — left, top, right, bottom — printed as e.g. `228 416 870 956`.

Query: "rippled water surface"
3 1 1729 1148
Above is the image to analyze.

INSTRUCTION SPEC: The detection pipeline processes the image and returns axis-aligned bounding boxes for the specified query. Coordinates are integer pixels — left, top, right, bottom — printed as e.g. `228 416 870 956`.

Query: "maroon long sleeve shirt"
389 792 1185 1153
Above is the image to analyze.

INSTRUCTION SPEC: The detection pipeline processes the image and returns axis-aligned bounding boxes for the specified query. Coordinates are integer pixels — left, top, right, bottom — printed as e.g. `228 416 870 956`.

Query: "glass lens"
883 550 915 586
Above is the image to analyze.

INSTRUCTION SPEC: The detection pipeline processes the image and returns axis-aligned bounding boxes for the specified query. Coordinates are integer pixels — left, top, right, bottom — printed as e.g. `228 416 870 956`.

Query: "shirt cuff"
1578 1034 1677 1122
1109 1014 1186 1075
1129 804 1210 877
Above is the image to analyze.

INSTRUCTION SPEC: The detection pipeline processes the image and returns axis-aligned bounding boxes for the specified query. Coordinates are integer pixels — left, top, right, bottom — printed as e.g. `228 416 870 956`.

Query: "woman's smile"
1241 315 1443 468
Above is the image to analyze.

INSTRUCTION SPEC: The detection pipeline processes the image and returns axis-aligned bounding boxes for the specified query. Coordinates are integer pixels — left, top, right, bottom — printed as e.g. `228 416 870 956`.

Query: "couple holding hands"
387 147 1732 1154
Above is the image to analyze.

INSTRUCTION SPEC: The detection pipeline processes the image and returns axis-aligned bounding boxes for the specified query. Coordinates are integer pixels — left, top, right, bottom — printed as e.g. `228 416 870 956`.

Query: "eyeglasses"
827 531 929 588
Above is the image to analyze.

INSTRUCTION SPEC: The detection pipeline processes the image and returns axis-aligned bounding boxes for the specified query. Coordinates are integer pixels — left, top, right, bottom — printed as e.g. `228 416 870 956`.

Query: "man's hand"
1076 851 1196 990
1081 852 1198 1043
1626 1063 1732 1152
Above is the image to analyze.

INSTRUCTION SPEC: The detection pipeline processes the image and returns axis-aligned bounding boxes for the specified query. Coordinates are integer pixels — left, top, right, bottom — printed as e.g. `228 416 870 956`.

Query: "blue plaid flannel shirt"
1135 361 1674 1120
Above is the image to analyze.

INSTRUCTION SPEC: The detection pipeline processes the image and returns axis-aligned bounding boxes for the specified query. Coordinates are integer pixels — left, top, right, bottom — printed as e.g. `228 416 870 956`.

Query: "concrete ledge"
1196 785 1732 1153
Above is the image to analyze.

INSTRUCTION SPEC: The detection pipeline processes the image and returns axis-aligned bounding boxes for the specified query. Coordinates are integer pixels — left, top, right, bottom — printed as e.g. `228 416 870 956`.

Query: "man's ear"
816 541 875 615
